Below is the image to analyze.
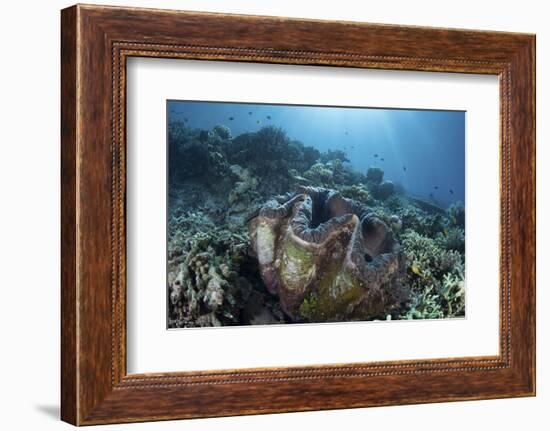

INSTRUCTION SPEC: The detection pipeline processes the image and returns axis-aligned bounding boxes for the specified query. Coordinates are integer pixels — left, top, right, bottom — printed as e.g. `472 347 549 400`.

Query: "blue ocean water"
168 100 465 208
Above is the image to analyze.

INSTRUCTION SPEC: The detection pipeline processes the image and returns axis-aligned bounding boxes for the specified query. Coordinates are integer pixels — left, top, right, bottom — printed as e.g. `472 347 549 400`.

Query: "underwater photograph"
167 100 466 329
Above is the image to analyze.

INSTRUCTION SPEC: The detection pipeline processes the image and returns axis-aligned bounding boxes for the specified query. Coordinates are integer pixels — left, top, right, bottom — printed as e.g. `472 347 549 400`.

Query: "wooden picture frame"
61 4 535 425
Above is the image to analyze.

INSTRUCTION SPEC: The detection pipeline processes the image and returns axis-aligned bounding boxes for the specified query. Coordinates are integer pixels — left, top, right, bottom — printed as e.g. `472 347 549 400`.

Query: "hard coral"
448 202 466 228
338 184 371 205
167 210 285 328
228 126 320 194
303 162 334 187
374 180 395 200
168 122 232 183
366 166 384 185
212 124 232 140
400 229 465 319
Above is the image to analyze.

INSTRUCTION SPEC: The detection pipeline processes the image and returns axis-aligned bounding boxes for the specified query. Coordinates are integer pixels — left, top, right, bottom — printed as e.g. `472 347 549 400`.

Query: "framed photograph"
61 4 535 425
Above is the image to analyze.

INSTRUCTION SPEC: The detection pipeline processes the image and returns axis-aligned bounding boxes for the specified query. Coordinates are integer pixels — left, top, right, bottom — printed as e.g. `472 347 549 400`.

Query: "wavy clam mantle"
249 186 407 322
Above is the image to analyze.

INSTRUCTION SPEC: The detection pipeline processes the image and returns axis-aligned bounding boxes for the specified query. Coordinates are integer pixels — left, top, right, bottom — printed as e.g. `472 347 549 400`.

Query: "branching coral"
404 285 445 320
167 210 286 328
396 204 445 238
440 272 465 316
399 229 465 319
436 226 465 253
448 201 466 228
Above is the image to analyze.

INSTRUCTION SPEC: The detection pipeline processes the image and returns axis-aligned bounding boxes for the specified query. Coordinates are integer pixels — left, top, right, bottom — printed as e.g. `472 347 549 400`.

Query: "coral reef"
437 226 465 253
167 210 286 328
248 186 407 321
366 167 395 200
168 122 232 183
395 204 445 238
167 121 466 327
319 149 349 164
400 229 465 318
373 180 395 200
338 184 371 205
448 201 466 229
227 126 321 195
366 166 384 185
303 162 335 187
389 214 403 232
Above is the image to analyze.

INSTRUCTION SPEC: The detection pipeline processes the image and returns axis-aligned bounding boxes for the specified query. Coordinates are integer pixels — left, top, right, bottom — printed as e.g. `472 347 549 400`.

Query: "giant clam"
248 186 407 322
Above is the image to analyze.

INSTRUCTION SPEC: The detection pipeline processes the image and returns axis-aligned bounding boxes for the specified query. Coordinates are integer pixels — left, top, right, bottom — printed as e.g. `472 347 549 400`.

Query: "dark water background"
168 100 465 208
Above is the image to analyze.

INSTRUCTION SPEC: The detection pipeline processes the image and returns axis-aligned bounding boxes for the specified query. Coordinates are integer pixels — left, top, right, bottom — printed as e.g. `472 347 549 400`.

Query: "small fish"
403 166 407 172
184 118 188 122
228 116 234 121
443 228 449 237
411 264 422 276
345 131 348 135
248 111 252 115
429 193 434 198
351 146 355 149
434 186 439 190
374 154 379 158
256 120 261 124
380 158 385 162
266 115 272 120
449 189 454 194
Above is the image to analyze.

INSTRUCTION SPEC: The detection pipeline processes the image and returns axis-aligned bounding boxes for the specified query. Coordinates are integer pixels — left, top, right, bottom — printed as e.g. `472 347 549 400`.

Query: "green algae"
280 239 315 291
